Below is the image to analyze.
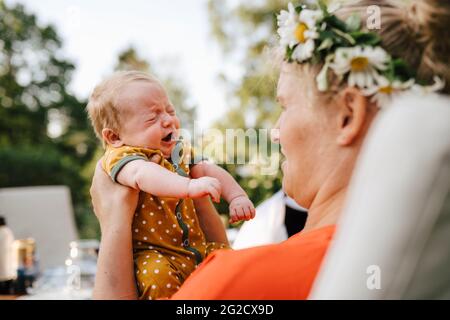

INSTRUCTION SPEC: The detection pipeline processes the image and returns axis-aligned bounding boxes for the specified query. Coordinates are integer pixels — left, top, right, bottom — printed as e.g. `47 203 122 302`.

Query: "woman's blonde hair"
337 0 450 93
283 0 450 102
86 70 160 142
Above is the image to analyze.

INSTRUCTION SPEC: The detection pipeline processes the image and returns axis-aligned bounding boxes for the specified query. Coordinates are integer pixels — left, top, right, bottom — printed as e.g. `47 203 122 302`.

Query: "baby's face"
117 81 180 158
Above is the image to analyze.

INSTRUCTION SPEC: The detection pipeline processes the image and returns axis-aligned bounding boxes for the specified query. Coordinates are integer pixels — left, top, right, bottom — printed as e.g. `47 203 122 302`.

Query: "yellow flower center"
295 23 308 43
350 57 369 72
379 86 393 94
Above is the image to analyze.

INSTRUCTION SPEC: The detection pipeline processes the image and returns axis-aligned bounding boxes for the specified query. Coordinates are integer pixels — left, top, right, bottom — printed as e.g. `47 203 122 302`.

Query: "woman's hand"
90 160 139 230
91 154 162 299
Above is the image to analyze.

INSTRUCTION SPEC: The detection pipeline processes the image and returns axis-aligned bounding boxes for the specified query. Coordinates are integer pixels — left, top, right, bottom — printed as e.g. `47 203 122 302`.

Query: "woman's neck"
301 145 359 232
303 186 347 232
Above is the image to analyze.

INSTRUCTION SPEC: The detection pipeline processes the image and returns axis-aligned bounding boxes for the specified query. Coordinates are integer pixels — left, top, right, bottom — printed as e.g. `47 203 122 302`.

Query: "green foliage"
0 145 83 193
207 0 289 219
0 0 199 239
0 1 98 238
206 0 371 219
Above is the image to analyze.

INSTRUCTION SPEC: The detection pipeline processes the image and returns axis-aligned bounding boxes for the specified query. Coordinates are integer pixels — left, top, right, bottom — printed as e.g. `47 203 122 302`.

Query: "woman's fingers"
90 160 109 216
90 158 139 227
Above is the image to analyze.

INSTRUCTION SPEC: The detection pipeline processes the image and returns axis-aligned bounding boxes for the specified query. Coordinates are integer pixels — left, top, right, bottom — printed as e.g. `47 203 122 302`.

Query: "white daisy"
277 4 322 62
330 46 390 88
277 3 298 48
362 76 415 108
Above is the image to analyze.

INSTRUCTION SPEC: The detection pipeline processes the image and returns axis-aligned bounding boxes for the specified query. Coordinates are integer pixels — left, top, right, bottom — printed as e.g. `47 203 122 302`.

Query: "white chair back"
0 186 79 270
311 93 450 299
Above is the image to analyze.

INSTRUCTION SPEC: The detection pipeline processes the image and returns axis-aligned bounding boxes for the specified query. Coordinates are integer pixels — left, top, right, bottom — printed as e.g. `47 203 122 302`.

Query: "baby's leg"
134 251 183 300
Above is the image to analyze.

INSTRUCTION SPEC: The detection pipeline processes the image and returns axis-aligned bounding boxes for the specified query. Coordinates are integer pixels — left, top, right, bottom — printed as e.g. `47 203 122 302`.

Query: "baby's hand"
229 195 255 223
188 177 222 203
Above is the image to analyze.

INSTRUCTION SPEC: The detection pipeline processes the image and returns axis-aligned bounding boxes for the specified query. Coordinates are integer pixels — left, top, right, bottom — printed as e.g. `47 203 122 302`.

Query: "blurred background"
5 0 438 300
0 0 298 239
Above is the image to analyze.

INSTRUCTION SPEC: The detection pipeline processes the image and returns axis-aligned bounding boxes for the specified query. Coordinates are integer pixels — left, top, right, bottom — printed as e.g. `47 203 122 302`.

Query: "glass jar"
13 238 39 294
65 239 99 296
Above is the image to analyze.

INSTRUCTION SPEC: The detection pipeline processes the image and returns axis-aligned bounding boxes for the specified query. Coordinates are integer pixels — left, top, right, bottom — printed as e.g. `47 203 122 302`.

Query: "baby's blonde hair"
86 70 160 143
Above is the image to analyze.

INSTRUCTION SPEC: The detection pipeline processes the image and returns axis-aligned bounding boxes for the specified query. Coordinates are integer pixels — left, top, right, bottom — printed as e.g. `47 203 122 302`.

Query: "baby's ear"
102 128 124 147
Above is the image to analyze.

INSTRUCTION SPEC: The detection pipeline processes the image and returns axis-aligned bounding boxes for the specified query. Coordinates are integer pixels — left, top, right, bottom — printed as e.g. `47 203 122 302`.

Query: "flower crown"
277 1 444 107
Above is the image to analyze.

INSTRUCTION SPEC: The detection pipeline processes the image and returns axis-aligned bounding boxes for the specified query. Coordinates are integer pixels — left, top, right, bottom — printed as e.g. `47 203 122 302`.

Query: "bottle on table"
13 238 39 295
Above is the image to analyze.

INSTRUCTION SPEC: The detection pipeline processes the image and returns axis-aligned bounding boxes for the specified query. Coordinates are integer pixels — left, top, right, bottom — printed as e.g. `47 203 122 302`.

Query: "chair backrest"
0 186 79 270
310 93 450 299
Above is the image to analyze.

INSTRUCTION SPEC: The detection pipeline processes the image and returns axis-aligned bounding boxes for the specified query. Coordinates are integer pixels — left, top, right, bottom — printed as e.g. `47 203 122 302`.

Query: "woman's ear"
336 87 369 146
102 128 124 147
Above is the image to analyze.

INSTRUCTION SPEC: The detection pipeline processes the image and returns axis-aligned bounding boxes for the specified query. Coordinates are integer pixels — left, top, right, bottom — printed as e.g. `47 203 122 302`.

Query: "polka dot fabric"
102 145 229 299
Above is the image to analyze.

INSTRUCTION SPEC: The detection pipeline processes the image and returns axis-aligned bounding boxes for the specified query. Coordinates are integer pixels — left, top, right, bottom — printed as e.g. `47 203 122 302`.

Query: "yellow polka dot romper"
102 143 229 300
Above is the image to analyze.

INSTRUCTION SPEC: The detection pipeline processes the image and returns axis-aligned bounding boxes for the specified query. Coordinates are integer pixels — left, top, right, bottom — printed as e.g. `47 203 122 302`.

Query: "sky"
5 0 243 129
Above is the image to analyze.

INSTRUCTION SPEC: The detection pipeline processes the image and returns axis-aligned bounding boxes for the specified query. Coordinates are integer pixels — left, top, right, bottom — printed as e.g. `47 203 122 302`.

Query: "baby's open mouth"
162 132 173 142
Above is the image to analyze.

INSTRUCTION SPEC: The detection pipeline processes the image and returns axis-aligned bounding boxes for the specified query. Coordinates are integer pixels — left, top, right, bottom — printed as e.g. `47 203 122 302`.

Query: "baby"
87 71 255 299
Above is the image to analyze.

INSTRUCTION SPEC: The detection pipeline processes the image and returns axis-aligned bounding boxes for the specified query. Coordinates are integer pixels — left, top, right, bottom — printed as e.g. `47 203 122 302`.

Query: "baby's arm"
116 159 221 202
191 161 255 223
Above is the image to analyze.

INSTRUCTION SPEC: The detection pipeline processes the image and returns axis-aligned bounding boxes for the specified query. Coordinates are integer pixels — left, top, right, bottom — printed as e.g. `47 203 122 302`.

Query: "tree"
0 1 98 238
206 0 291 216
207 1 371 217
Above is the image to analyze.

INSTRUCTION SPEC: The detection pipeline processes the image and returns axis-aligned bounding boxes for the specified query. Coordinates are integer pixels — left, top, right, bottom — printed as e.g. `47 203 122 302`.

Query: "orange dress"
171 225 335 300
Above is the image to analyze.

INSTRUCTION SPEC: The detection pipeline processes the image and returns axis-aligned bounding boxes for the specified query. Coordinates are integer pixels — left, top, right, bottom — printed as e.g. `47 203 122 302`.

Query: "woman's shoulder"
172 225 336 300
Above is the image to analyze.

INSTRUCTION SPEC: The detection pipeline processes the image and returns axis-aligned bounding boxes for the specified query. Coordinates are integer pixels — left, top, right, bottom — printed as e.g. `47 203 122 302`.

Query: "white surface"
18 288 92 300
0 186 79 270
18 266 94 300
232 190 288 249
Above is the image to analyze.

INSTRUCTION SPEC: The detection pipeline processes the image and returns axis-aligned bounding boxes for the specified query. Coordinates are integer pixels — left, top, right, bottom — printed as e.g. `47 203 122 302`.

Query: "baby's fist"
229 195 255 223
188 177 222 203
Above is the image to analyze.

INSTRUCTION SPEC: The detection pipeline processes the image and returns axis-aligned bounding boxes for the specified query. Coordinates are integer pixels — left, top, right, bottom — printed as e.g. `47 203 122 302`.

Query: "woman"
89 0 450 299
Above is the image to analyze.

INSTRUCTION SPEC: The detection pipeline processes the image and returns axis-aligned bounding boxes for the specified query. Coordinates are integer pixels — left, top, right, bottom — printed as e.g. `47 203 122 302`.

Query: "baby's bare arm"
190 161 246 202
116 159 221 201
117 159 190 197
191 161 255 222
